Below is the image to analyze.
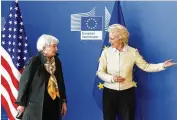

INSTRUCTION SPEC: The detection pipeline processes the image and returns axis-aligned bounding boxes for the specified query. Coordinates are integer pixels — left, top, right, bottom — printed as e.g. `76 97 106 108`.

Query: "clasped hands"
113 75 125 82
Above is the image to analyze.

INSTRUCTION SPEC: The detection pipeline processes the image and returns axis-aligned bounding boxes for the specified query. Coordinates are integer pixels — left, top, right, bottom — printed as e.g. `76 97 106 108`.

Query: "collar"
111 44 128 52
38 52 59 64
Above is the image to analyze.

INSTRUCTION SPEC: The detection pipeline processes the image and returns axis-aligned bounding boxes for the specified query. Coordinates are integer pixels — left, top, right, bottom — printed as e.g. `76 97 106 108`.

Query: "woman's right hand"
113 75 125 82
17 106 25 114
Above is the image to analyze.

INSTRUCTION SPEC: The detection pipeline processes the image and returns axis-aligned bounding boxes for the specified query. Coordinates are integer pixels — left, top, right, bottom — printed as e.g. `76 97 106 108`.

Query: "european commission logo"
81 17 102 40
71 7 111 40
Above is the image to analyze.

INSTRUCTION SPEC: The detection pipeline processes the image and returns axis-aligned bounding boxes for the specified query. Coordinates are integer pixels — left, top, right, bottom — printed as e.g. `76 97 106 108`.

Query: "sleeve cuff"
159 63 166 71
111 76 114 83
62 99 67 103
15 101 26 106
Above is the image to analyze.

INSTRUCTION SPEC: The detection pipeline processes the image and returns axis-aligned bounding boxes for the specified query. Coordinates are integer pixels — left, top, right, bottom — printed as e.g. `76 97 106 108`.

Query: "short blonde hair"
108 24 129 44
36 34 59 51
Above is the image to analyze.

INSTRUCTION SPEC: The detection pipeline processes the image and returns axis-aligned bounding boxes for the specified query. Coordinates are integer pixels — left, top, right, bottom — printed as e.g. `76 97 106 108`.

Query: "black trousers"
103 87 135 120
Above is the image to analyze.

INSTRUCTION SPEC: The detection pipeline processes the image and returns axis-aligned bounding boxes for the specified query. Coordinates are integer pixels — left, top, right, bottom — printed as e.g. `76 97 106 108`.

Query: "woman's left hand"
61 103 67 116
163 59 177 68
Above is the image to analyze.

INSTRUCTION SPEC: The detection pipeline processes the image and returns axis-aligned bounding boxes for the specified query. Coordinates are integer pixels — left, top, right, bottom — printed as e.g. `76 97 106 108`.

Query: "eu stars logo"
81 17 103 40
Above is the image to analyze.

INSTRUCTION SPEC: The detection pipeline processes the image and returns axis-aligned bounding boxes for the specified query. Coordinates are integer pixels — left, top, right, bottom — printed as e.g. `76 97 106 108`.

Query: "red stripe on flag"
1 76 18 108
1 57 20 89
1 95 16 120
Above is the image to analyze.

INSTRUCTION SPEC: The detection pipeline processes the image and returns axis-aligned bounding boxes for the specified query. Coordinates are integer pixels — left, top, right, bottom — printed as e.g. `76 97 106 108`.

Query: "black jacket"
15 52 67 120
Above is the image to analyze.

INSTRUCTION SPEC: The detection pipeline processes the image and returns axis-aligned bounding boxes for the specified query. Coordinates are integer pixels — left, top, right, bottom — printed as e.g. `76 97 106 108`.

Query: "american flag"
1 1 29 119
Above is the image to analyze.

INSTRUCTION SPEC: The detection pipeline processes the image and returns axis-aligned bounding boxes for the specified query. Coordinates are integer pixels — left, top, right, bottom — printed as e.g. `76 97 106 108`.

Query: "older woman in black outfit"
16 34 67 120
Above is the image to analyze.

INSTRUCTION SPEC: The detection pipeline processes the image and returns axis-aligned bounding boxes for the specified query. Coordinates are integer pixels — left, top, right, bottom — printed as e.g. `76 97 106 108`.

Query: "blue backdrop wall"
1 1 177 120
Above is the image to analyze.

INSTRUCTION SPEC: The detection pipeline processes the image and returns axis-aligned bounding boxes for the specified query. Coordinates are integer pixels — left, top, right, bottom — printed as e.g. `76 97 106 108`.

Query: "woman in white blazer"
97 24 176 120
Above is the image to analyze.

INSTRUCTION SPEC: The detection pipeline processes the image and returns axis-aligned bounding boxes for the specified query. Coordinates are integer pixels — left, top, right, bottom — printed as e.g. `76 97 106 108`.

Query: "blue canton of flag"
1 1 30 119
81 17 102 31
1 1 30 70
93 1 125 111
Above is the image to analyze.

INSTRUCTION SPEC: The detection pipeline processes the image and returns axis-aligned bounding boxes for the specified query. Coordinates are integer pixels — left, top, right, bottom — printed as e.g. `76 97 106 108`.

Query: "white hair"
36 34 59 51
108 24 129 44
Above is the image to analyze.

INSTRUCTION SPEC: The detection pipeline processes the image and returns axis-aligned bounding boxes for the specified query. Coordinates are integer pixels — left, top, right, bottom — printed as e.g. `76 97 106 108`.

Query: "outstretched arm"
134 49 175 72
